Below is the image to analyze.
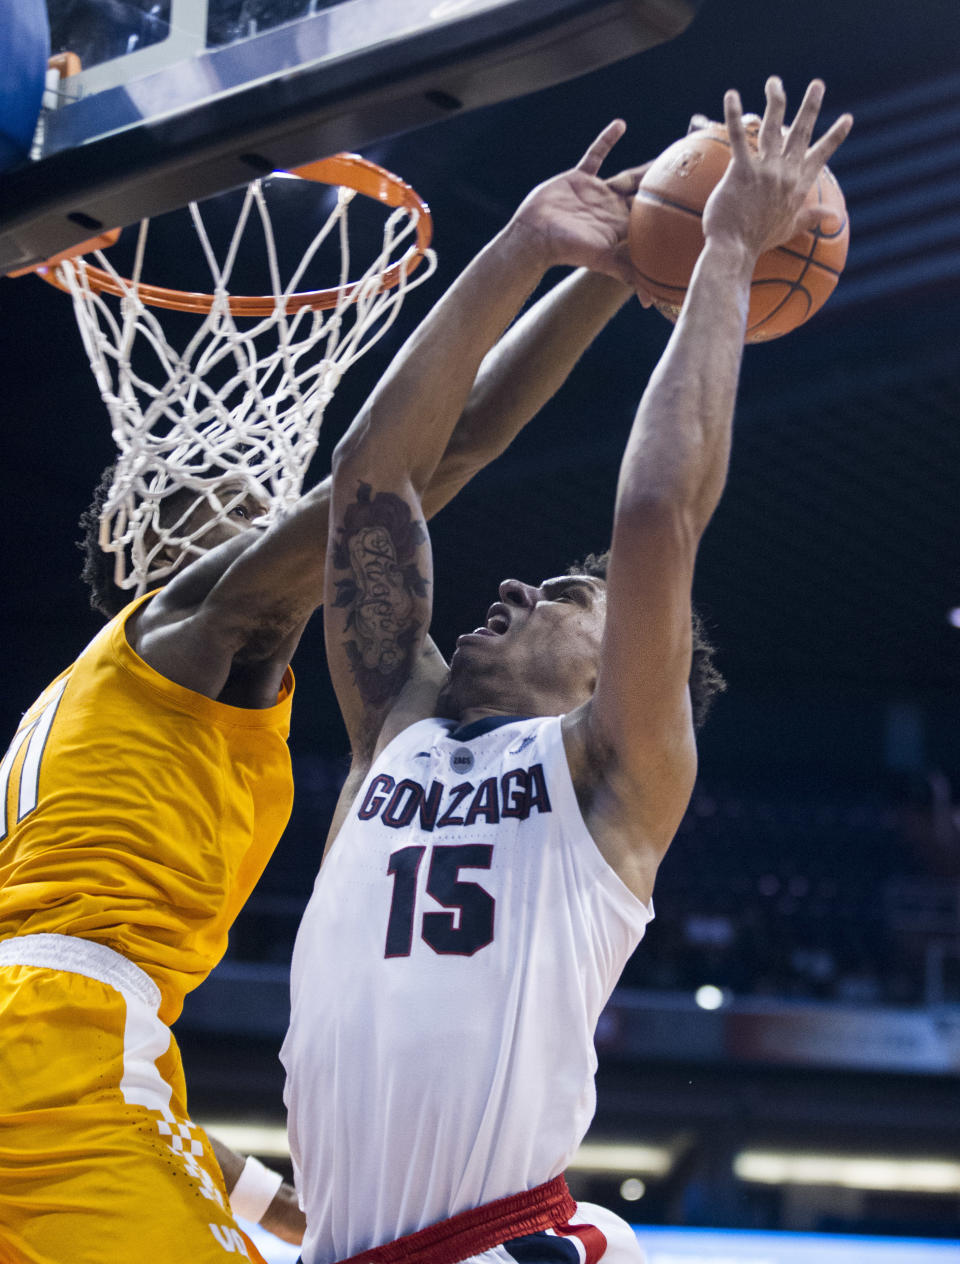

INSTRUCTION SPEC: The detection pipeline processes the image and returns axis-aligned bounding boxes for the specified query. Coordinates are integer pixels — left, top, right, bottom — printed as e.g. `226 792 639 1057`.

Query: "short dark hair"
77 463 130 619
78 464 205 618
567 550 726 730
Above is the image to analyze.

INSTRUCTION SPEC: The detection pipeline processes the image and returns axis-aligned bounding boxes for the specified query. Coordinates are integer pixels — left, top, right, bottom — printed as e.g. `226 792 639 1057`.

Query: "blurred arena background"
1 0 959 1257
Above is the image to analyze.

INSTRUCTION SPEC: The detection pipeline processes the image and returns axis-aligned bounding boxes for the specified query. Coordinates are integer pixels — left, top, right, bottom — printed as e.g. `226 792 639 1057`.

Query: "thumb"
606 160 654 198
797 203 844 236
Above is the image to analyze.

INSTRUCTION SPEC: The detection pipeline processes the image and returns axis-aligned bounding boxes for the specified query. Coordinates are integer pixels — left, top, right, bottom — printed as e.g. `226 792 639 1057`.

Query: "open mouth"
456 604 511 645
484 604 510 636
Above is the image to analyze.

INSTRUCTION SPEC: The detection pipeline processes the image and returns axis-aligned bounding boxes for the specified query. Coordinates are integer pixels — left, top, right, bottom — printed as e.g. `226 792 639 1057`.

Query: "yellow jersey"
0 592 294 1024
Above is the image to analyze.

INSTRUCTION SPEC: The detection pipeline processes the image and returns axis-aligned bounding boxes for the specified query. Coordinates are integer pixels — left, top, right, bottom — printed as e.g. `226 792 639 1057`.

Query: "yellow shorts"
0 934 267 1264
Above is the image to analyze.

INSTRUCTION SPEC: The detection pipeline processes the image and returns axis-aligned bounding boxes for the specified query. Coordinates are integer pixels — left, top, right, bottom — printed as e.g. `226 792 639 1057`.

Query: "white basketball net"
56 177 436 594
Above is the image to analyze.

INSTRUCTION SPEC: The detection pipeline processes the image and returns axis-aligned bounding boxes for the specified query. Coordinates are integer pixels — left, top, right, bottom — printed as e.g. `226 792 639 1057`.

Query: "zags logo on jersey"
357 764 552 830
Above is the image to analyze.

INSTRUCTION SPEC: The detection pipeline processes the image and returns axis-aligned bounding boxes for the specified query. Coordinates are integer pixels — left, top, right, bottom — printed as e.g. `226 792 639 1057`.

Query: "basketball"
628 121 849 342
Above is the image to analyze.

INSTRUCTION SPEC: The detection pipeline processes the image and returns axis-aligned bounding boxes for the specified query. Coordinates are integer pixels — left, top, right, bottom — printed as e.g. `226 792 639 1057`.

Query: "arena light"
569 1142 674 1176
200 1120 291 1158
734 1150 960 1193
200 1124 676 1178
694 984 726 1010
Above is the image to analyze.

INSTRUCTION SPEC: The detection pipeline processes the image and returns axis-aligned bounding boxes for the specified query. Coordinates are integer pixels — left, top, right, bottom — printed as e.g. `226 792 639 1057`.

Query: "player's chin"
450 632 505 674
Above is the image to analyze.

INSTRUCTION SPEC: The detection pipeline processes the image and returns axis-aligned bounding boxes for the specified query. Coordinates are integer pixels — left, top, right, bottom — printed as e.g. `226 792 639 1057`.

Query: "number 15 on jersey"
385 843 495 958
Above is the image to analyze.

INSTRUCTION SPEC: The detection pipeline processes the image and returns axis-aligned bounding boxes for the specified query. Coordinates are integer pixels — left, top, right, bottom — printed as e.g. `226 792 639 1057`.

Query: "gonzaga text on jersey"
357 764 552 830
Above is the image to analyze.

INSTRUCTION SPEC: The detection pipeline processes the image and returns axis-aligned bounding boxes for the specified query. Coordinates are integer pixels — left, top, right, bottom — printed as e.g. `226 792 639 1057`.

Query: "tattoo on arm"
332 483 429 707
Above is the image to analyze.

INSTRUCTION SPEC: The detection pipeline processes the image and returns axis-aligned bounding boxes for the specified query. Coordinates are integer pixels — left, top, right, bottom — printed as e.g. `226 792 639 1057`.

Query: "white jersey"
281 714 653 1264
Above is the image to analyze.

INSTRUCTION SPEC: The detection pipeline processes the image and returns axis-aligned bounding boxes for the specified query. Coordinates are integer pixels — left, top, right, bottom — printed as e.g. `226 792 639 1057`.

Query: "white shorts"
463 1202 645 1264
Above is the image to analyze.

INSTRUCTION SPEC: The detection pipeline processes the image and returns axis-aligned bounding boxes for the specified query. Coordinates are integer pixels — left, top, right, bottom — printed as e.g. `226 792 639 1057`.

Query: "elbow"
332 416 431 498
615 493 703 553
330 433 380 512
331 421 372 481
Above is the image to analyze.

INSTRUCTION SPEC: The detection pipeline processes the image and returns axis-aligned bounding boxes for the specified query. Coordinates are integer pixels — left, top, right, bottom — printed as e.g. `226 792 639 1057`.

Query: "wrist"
571 267 632 303
228 1154 284 1224
698 235 757 283
499 214 559 278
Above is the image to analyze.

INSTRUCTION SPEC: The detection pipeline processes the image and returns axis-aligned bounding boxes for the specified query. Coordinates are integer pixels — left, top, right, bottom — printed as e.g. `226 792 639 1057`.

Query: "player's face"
156 483 270 570
451 574 607 709
181 486 270 549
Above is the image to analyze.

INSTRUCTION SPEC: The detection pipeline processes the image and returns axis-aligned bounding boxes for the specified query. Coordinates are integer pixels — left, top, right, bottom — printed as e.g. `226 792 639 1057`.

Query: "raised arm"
566 78 853 900
421 268 635 517
325 122 651 757
421 148 660 515
132 141 653 701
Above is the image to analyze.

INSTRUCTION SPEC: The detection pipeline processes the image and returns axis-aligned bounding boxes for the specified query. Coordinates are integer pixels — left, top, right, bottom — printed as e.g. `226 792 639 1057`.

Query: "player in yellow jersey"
0 136 660 1264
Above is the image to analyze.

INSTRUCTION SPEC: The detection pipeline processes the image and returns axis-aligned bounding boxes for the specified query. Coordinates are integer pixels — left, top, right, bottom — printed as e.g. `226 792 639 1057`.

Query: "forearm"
210 1135 245 1190
584 245 753 797
163 476 333 645
335 117 648 497
616 237 754 530
210 1137 306 1245
333 219 550 493
238 476 331 605
423 269 631 516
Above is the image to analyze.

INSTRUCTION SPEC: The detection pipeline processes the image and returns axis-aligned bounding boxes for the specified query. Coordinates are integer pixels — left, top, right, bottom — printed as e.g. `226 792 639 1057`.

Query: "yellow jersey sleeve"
0 592 294 1023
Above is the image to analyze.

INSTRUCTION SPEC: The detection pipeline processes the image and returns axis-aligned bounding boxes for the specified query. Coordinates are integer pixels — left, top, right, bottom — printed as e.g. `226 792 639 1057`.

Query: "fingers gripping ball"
628 121 849 342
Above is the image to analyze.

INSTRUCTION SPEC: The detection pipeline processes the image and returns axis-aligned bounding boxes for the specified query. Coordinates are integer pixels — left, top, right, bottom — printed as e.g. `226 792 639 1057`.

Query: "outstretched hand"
703 76 853 259
511 121 655 302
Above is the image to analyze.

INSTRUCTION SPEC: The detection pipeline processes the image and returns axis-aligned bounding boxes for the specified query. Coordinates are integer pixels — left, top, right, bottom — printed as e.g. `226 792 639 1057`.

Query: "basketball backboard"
0 0 704 276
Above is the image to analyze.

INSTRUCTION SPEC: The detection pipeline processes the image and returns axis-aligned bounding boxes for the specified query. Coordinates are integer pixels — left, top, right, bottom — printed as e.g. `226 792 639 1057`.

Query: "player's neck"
439 669 588 725
452 686 576 726
453 703 527 727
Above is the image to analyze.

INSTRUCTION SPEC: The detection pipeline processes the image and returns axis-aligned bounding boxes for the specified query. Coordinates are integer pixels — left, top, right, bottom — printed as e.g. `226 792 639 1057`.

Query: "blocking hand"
703 76 852 259
511 121 655 302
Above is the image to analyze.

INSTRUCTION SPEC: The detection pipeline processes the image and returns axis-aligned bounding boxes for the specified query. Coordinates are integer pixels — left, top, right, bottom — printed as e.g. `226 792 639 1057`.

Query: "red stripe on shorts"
554 1218 608 1264
333 1175 576 1264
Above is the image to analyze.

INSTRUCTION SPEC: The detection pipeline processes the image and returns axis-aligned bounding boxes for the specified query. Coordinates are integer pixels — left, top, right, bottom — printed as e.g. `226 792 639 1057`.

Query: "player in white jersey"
282 80 852 1264
288 712 653 1256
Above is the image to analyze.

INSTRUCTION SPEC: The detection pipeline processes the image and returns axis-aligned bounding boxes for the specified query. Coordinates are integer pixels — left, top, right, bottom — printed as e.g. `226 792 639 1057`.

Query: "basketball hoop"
33 154 433 314
23 154 436 595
